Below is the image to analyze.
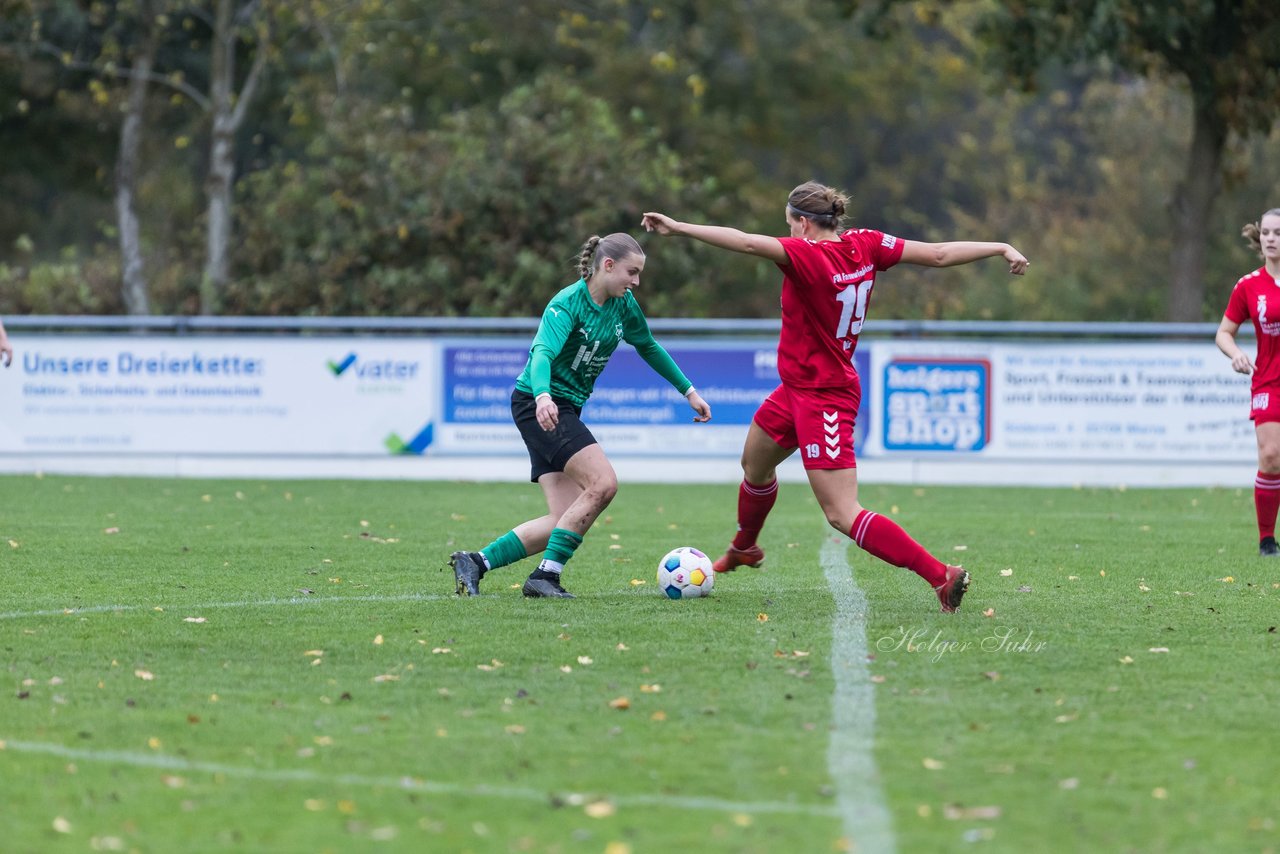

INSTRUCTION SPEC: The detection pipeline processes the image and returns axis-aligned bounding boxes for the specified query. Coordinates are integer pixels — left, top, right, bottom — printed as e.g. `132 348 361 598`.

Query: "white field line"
0 739 840 819
821 535 896 854
0 592 455 621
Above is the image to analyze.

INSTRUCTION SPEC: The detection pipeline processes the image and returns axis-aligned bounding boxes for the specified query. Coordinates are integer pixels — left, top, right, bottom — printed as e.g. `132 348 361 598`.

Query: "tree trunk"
1166 93 1226 321
117 14 157 317
200 0 267 316
202 119 234 316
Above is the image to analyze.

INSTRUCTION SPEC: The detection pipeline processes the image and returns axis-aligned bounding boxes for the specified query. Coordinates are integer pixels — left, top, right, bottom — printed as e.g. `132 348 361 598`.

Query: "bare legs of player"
1253 422 1280 555
510 444 618 551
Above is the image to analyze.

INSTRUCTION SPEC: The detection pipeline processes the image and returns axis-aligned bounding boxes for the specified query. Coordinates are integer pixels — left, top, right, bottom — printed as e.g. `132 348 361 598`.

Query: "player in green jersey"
451 232 712 598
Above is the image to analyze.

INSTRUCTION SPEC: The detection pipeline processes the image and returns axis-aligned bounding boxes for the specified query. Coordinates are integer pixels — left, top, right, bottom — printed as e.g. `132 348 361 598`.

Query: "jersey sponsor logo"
548 307 561 317
881 234 897 249
615 322 624 340
571 340 601 372
832 264 874 284
1254 392 1270 411
1258 295 1269 325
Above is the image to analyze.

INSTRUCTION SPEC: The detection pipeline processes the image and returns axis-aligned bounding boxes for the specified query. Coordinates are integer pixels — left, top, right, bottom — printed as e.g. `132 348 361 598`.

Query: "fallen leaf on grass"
373 635 384 645
183 617 206 623
757 613 769 622
104 527 120 535
1220 577 1234 583
584 800 616 818
431 648 451 654
608 697 630 710
982 671 1001 681
577 656 593 665
629 579 646 586
476 659 504 671
615 643 629 651
52 817 72 834
560 666 573 673
1148 647 1170 653
922 758 945 770
982 608 995 618
1000 568 1013 577
943 804 1002 820
372 674 399 682
639 684 661 693
134 669 155 681
303 650 324 658
1059 778 1079 790
504 725 525 735
1119 656 1134 664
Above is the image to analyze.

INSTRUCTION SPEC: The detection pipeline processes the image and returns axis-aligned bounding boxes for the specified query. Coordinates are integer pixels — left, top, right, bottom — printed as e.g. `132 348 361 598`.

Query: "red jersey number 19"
835 281 869 347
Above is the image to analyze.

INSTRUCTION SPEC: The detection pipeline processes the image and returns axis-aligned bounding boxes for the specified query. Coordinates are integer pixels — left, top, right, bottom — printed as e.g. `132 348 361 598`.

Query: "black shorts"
511 389 599 482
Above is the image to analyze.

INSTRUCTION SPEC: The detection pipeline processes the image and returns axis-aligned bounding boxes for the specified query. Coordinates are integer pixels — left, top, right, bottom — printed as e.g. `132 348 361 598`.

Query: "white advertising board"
0 335 1254 468
1 336 438 455
862 340 1253 462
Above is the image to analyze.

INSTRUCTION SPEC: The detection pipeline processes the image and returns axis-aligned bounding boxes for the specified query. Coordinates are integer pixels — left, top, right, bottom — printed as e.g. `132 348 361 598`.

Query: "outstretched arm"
1216 316 1254 375
900 240 1028 275
0 318 11 368
642 212 790 265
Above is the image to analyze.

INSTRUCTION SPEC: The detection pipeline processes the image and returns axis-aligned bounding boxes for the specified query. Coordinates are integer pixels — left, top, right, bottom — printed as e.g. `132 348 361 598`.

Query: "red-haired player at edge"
643 181 1028 612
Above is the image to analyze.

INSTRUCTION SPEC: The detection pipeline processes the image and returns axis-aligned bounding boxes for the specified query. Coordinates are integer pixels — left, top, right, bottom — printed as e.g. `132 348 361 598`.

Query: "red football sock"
1255 471 1280 539
731 478 778 550
851 509 947 587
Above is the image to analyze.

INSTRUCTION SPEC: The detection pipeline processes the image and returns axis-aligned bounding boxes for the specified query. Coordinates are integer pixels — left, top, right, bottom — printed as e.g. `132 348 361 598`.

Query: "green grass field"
1 474 1277 853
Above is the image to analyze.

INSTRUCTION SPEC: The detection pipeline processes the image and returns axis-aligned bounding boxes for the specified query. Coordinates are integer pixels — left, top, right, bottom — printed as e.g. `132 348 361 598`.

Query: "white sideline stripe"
0 588 676 621
0 592 454 621
821 535 896 854
0 739 839 818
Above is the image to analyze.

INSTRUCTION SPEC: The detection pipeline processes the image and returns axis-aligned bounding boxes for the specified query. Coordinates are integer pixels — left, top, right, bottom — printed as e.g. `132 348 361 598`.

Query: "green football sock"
539 528 584 573
480 530 527 571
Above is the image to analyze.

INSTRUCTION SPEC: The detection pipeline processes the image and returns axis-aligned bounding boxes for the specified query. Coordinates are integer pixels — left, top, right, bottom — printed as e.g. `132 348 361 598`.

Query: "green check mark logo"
327 353 357 376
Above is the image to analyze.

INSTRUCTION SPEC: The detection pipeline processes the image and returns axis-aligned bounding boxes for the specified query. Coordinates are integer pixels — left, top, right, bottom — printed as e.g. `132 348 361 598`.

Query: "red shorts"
1250 387 1280 425
753 382 860 470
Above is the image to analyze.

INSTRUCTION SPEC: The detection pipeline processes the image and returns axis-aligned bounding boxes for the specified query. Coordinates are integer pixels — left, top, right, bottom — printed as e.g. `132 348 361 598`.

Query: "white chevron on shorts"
824 410 841 458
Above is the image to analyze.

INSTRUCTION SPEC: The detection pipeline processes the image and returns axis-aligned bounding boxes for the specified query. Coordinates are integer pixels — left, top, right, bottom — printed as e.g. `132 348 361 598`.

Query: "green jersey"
515 278 692 408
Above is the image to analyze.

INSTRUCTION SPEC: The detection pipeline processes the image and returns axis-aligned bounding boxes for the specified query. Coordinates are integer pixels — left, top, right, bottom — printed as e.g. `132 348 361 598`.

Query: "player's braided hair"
787 180 849 231
1242 208 1280 258
577 232 644 279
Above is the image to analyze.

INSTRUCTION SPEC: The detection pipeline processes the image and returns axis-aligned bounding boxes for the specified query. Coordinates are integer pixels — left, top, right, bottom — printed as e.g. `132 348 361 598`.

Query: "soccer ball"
656 547 715 599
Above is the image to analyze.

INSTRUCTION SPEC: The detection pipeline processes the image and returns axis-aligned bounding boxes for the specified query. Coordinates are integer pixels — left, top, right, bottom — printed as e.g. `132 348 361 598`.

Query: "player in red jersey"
1215 208 1280 556
642 181 1027 612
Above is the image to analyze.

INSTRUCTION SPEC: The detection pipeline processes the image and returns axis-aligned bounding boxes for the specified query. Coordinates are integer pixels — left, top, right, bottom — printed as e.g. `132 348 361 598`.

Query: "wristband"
684 386 698 398
535 392 553 404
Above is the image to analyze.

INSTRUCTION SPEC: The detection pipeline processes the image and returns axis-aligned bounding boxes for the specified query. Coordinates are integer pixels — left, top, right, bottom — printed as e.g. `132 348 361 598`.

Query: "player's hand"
641 212 679 236
1231 352 1255 375
688 391 711 422
535 395 559 431
1004 245 1029 275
